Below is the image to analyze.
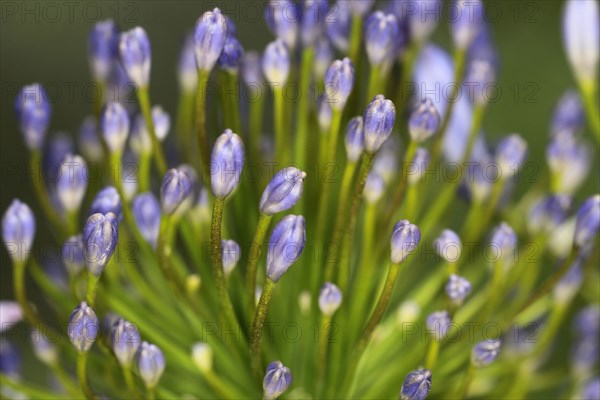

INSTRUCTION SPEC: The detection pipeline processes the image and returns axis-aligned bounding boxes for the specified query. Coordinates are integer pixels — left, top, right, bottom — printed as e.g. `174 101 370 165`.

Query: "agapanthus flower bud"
136 341 165 389
409 98 441 143
554 261 583 303
563 0 600 83
178 34 197 93
2 200 35 263
119 27 151 87
400 368 432 400
527 194 572 236
345 116 364 163
407 148 430 185
79 116 103 163
68 302 99 353
319 282 342 316
494 133 527 178
266 0 300 49
218 35 244 73
83 212 119 277
317 94 332 132
364 171 386 204
324 58 355 111
434 229 462 262
363 95 396 153
326 1 351 52
31 329 58 365
347 0 374 16
56 154 88 212
390 220 421 264
372 138 398 184
260 167 307 215
365 11 400 66
551 90 585 137
314 37 334 79
15 84 51 151
193 8 228 73
574 195 600 248
88 19 119 83
426 310 451 341
471 339 501 367
211 129 244 199
222 239 241 276
0 302 23 333
575 305 600 340
62 234 85 275
263 360 292 400
191 342 213 373
112 318 141 367
129 114 152 155
445 274 472 305
100 102 130 154
405 0 442 43
152 105 170 141
0 342 21 378
582 378 600 400
90 186 122 219
160 168 193 215
263 39 290 85
267 215 306 282
450 0 484 50
241 51 264 86
132 193 161 248
44 133 74 172
301 0 328 46
489 222 517 266
546 132 591 194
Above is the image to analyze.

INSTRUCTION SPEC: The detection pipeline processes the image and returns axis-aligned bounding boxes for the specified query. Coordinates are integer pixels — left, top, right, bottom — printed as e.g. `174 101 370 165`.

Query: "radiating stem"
196 69 212 186
137 86 168 175
457 363 475 400
13 260 50 332
86 274 100 308
315 314 333 397
274 86 287 164
250 277 276 378
249 90 265 170
366 64 381 103
138 152 152 192
222 71 242 134
246 213 273 317
77 352 97 400
579 80 600 142
386 140 418 222
424 338 440 371
348 15 363 63
295 47 315 167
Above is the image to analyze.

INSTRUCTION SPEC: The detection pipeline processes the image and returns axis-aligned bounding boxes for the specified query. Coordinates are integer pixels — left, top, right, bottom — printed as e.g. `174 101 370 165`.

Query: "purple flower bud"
266 0 300 49
575 305 600 339
2 200 35 263
563 0 600 83
263 39 290 84
132 193 161 248
83 212 119 277
426 310 451 341
68 302 99 353
90 186 122 220
178 34 198 93
390 220 421 264
574 195 600 248
88 19 119 83
119 27 151 87
317 94 332 132
409 98 441 143
222 239 241 276
450 0 484 50
363 95 396 153
314 37 334 79
63 234 85 275
267 215 306 282
407 148 430 185
193 8 228 72
445 274 472 305
324 58 355 111
31 329 58 365
241 51 264 86
0 302 23 334
129 114 152 155
345 116 364 163
551 90 585 137
405 0 442 43
319 282 343 316
326 2 351 52
210 129 244 199
301 0 328 46
44 132 74 172
471 339 501 367
489 222 517 265
372 138 399 184
347 0 374 16
546 132 591 194
400 368 432 400
434 229 462 262
218 35 244 73
15 84 51 151
79 116 103 162
152 105 170 141
112 318 141 367
528 194 572 236
494 133 527 178
365 11 400 66
160 168 193 215
136 341 165 389
582 378 600 400
100 102 130 154
263 360 292 400
260 167 307 215
364 171 386 204
56 154 88 212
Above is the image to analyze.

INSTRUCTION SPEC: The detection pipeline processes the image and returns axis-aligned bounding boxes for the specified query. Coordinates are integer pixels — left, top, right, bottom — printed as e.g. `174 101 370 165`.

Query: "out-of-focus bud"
192 342 213 373
63 234 85 275
364 11 400 66
68 302 99 353
494 133 527 178
324 58 355 111
259 167 307 215
88 19 119 83
178 34 197 93
301 0 328 46
527 194 572 236
551 90 585 137
263 360 292 400
562 0 599 83
347 0 374 16
450 0 484 50
390 220 421 264
132 193 161 248
266 0 300 49
0 302 23 333
344 116 364 163
136 341 165 389
160 168 193 216
266 215 306 282
241 51 264 87
119 27 152 87
83 212 119 277
218 35 244 73
434 229 462 262
263 39 290 85
319 282 342 316
2 200 36 263
31 329 58 365
314 38 333 79
372 137 398 185
426 310 451 341
79 116 104 163
445 274 472 305
407 148 430 185
317 94 332 132
547 132 591 194
111 318 141 367
100 102 130 154
222 239 241 277
56 154 88 212
326 1 351 53
363 95 396 153
408 98 441 143
210 129 244 199
489 222 517 267
471 339 501 367
400 368 432 400
574 194 600 248
15 84 51 151
364 171 386 204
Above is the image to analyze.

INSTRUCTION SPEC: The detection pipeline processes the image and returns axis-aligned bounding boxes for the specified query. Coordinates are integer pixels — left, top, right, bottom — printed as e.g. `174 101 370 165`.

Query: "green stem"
49 360 82 398
138 152 152 192
176 91 196 164
13 260 50 333
0 373 66 400
405 182 419 221
274 86 287 164
249 90 265 168
77 352 97 400
250 277 276 378
315 314 333 397
246 213 273 317
222 71 242 134
146 387 156 400
424 338 441 371
295 47 315 167
137 86 168 175
366 65 381 103
348 15 363 63
579 80 600 142
122 366 135 392
94 81 105 120
457 363 475 400
386 140 418 222
196 69 211 186
85 274 100 308
467 178 506 242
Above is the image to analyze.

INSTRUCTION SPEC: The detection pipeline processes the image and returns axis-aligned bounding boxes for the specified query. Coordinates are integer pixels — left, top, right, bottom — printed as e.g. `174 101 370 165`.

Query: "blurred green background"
0 0 597 305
